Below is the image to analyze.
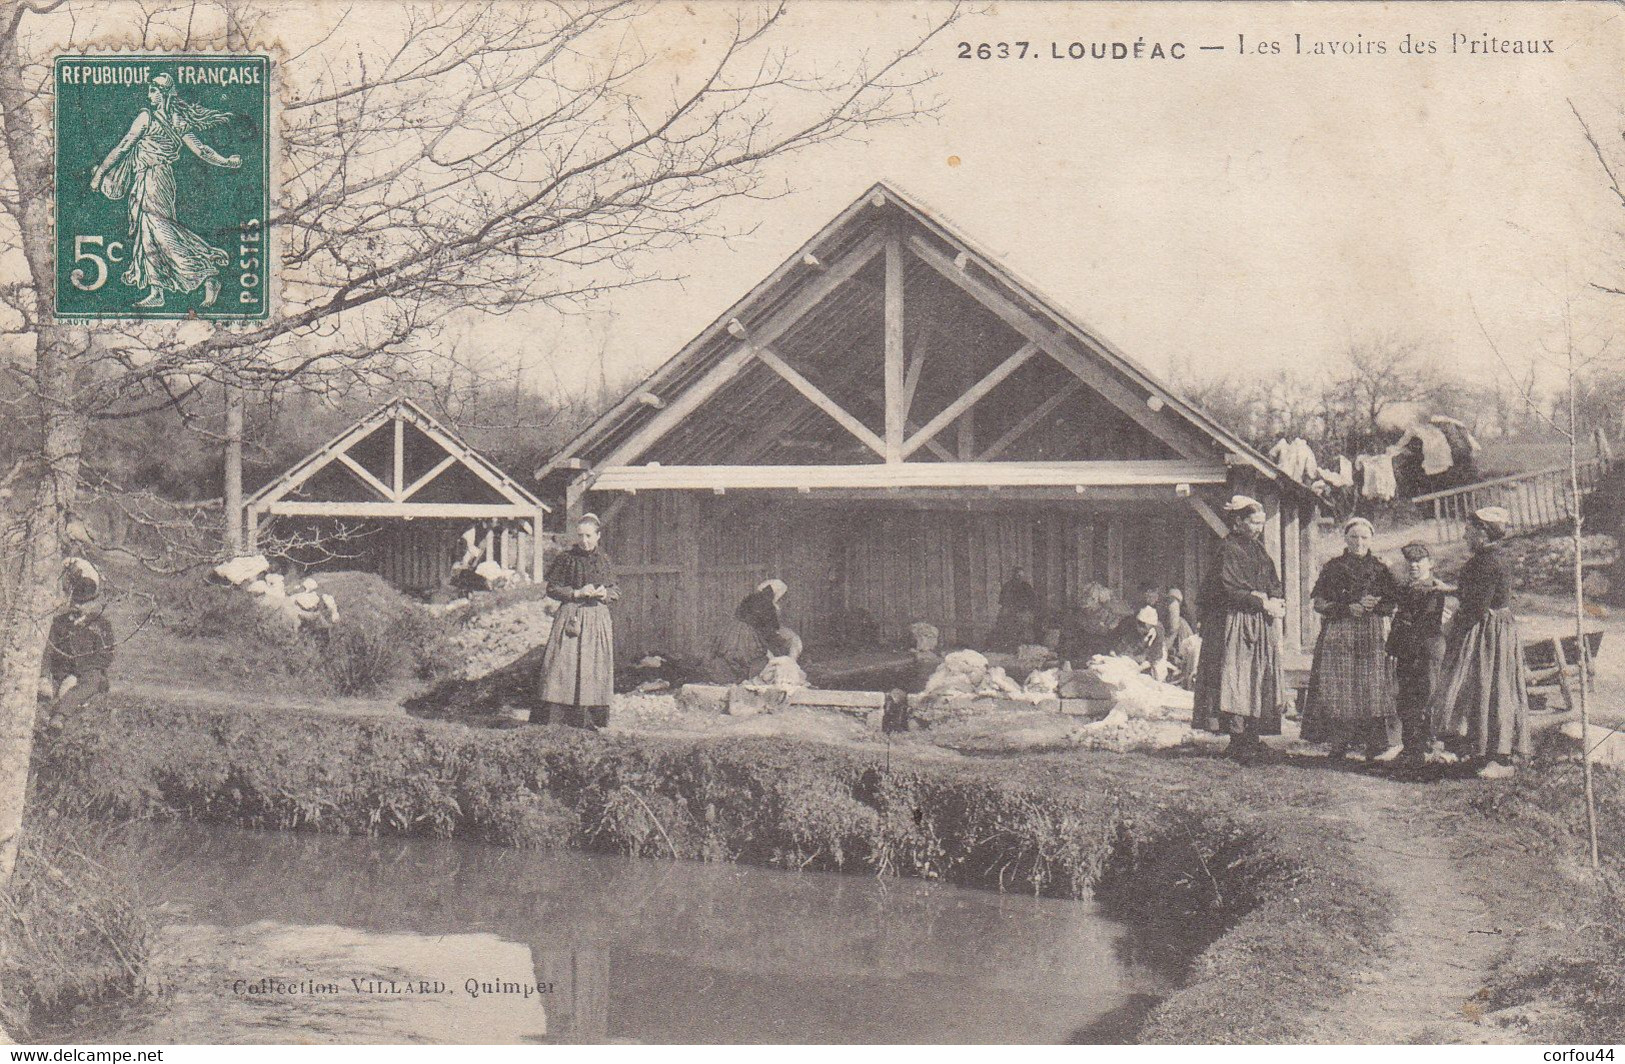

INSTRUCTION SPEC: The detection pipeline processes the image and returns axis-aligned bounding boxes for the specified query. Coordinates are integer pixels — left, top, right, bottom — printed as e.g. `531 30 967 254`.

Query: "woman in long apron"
1432 506 1529 778
1195 495 1288 761
535 514 619 729
1301 516 1403 761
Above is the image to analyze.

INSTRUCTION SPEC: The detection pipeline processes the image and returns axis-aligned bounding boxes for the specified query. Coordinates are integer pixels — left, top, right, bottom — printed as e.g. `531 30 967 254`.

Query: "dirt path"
1298 772 1517 1044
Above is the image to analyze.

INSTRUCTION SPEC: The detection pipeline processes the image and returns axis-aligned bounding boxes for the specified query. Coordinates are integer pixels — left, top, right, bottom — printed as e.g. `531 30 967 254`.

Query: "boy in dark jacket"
1386 542 1451 762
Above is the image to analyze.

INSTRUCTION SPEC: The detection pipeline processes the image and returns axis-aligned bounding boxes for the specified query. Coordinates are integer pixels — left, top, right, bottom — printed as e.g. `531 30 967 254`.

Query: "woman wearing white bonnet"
1301 515 1402 761
1431 506 1529 777
1193 495 1288 761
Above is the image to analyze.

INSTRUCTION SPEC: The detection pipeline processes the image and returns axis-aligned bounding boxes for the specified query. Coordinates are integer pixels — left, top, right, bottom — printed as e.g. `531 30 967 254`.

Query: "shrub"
0 816 154 1039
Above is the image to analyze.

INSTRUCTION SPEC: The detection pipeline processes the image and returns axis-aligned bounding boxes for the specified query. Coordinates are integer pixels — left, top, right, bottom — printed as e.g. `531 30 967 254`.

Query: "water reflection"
106 823 1176 1044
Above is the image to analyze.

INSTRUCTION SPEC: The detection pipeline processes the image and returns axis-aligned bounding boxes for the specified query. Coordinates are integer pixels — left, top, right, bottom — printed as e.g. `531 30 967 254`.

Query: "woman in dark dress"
1301 516 1402 761
703 579 787 683
535 514 620 729
1432 506 1529 778
988 567 1040 651
1195 495 1288 761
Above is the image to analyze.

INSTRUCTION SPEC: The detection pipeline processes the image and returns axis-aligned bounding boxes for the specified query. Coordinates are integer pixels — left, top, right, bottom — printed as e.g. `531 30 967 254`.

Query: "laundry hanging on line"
1355 452 1397 501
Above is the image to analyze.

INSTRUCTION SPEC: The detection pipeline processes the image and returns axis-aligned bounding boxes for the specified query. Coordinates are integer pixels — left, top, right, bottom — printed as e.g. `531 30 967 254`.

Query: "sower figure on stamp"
1194 495 1288 762
535 514 619 730
90 71 241 309
1387 541 1452 766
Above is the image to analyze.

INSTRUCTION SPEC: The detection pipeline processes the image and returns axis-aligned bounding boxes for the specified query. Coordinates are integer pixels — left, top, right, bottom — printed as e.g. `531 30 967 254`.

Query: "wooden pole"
884 237 905 462
1568 358 1601 869
223 385 244 555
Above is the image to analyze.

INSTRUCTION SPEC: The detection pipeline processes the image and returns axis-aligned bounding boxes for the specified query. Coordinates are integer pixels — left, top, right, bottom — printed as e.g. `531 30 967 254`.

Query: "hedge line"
35 694 1392 1044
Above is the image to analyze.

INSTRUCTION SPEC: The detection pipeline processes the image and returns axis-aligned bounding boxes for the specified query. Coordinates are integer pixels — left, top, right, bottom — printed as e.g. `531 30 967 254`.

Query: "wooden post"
884 237 905 462
1106 515 1125 598
1283 501 1302 654
678 494 703 660
244 505 259 554
565 476 589 530
393 415 405 498
1262 490 1282 570
1299 502 1316 648
531 508 547 581
223 385 244 555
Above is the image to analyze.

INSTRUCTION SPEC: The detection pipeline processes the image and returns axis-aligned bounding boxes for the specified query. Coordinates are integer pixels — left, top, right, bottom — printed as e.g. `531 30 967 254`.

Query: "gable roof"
249 397 548 513
536 181 1304 494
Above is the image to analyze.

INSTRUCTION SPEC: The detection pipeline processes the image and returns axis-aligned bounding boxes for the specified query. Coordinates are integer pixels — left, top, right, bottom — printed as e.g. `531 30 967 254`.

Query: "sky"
14 1 1623 407
475 0 1624 403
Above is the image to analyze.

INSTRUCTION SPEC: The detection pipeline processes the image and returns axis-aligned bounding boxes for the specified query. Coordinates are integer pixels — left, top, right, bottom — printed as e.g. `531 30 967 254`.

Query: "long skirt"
1300 613 1400 750
1432 607 1530 758
537 602 614 715
701 618 770 684
1196 611 1284 736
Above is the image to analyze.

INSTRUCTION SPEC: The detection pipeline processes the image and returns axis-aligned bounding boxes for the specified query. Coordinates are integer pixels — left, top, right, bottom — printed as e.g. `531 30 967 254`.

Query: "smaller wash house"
246 398 550 589
536 184 1319 667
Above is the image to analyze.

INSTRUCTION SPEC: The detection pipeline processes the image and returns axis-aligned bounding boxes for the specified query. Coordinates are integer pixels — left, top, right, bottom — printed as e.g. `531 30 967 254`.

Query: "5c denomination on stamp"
54 54 270 321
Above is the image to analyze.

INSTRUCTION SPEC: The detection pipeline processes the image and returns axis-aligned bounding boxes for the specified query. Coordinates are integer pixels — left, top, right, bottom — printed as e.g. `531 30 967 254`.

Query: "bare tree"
0 0 958 898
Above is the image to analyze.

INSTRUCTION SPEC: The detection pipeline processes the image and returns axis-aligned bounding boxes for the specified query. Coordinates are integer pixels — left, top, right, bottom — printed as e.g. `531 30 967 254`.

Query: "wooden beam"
885 237 905 462
901 320 934 421
752 487 1191 506
1187 495 1228 536
598 343 758 468
248 404 395 506
591 460 1226 492
958 407 976 461
906 234 1212 461
980 379 1085 461
393 416 405 496
400 453 459 500
902 342 1037 458
265 501 540 518
753 347 887 458
336 452 398 501
537 232 885 480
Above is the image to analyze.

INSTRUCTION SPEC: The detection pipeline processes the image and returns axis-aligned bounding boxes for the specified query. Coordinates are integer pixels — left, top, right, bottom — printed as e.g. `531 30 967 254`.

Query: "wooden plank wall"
599 493 1224 662
271 516 544 592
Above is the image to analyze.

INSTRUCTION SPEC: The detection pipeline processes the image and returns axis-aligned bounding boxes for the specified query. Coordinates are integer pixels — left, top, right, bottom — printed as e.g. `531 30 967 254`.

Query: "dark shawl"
544 546 619 602
46 607 114 682
1387 580 1450 659
1311 551 1398 619
1453 544 1512 631
1110 615 1167 665
734 586 782 635
1200 534 1283 620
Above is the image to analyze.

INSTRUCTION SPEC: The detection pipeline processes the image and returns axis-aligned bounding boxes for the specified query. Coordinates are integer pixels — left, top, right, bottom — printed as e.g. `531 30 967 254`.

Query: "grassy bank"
36 692 1394 1044
0 814 155 1041
1443 732 1625 1043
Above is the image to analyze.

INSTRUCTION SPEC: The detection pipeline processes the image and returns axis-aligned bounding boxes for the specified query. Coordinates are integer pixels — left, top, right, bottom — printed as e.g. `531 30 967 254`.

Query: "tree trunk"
0 408 80 884
0 7 91 891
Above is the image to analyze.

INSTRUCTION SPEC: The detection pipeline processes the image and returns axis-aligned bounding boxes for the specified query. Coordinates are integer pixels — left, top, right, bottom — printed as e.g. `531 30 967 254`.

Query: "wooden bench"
1523 631 1603 711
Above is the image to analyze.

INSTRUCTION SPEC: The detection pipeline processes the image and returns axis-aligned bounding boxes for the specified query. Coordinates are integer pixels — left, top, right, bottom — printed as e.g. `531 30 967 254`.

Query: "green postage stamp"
54 54 270 321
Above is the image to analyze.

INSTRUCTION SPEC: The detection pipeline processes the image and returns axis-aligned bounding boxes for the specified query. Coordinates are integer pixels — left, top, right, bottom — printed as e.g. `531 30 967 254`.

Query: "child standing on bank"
1386 542 1452 764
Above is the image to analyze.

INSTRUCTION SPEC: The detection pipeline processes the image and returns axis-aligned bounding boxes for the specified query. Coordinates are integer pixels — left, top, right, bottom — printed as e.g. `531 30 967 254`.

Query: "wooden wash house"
536 184 1319 673
245 398 551 590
